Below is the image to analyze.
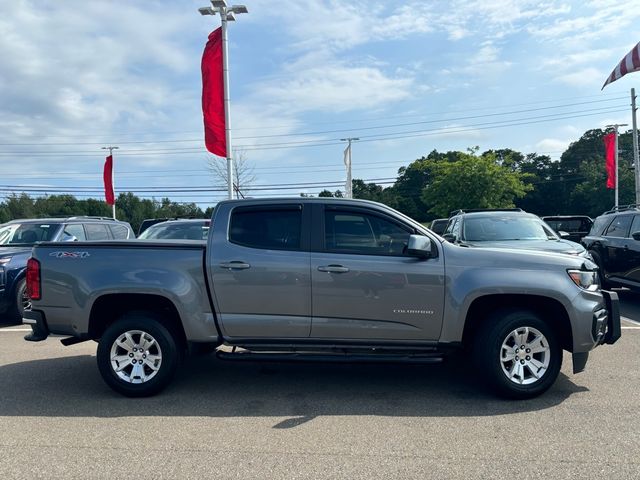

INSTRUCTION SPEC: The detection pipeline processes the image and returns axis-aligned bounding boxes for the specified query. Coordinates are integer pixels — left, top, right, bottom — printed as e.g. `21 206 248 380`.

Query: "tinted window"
0 223 60 245
85 224 111 240
324 210 411 256
139 222 209 240
604 215 632 238
62 224 86 241
229 207 301 250
590 216 612 236
630 215 640 238
109 224 130 239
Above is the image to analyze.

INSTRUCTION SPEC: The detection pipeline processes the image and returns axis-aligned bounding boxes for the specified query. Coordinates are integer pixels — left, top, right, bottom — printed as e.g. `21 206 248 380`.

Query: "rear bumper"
23 309 49 342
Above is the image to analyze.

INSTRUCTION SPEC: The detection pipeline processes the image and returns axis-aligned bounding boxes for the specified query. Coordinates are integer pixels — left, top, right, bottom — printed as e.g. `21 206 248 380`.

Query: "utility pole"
606 124 628 208
199 1 248 200
341 137 359 199
101 146 118 219
632 88 640 204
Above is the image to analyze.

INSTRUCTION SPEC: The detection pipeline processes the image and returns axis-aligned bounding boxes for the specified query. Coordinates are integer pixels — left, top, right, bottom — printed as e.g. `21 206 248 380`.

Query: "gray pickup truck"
23 198 620 399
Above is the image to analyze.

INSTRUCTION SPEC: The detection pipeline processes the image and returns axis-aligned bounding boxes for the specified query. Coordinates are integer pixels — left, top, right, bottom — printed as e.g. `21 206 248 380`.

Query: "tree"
209 149 255 199
422 152 532 217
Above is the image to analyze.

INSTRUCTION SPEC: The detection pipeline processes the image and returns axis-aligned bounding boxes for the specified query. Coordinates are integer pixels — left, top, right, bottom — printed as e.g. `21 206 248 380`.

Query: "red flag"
103 155 115 205
201 28 226 157
603 132 616 189
602 41 640 90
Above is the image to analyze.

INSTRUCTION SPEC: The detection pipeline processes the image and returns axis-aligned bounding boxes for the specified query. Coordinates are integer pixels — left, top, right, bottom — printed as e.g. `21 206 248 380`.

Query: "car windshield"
0 223 60 245
463 216 558 242
138 222 209 240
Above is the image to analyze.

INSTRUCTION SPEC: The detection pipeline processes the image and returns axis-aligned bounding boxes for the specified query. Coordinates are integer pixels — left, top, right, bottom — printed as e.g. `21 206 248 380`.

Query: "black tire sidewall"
476 310 562 399
97 314 179 397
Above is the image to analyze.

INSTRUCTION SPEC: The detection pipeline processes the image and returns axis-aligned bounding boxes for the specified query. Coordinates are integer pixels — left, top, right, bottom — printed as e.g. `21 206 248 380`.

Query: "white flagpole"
632 88 640 205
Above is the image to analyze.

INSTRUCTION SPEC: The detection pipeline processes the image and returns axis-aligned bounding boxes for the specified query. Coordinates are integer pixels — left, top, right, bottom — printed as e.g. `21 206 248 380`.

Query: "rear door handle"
219 261 251 270
318 265 350 273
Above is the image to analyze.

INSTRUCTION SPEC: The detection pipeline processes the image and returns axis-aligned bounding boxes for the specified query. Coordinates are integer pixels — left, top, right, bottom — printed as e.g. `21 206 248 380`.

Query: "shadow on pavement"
0 352 588 427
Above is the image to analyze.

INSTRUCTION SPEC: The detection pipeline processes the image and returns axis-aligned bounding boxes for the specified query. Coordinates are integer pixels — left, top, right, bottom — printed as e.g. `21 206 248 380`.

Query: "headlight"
568 269 599 291
0 257 11 266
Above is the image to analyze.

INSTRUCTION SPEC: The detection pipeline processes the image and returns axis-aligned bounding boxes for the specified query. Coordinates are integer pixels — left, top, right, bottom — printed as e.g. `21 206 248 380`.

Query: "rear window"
229 207 302 251
85 224 111 241
604 215 632 238
109 224 130 239
590 216 613 236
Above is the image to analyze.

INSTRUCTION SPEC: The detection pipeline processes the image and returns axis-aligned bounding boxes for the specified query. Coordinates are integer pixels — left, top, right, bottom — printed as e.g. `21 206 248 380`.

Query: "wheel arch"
88 293 187 350
461 294 573 352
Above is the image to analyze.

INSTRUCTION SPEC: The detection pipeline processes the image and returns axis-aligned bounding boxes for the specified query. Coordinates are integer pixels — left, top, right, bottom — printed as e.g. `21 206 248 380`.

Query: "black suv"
442 208 591 258
582 205 640 290
0 216 134 323
541 215 593 243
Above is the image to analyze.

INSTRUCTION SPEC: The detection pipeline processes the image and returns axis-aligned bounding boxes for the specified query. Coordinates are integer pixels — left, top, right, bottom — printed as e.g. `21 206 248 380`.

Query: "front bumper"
23 309 49 342
599 290 621 345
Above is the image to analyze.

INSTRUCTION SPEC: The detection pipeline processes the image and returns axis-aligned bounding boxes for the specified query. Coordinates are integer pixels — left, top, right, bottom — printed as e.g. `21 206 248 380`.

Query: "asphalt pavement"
0 297 639 479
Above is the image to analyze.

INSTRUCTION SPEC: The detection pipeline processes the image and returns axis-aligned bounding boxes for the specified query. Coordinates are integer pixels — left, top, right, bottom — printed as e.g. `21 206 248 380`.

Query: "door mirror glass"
406 235 434 258
632 231 640 241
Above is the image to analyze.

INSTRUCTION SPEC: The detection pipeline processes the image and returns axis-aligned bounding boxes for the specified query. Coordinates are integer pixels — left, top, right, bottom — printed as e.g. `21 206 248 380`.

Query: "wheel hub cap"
500 326 550 385
110 330 162 384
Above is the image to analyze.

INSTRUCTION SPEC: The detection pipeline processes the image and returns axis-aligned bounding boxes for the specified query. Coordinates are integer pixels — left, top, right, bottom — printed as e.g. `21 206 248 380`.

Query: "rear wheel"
474 310 562 399
96 313 179 397
6 279 29 324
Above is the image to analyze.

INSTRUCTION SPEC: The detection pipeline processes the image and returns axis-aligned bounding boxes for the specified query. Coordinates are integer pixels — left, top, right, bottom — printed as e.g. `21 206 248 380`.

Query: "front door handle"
219 261 251 270
318 265 350 273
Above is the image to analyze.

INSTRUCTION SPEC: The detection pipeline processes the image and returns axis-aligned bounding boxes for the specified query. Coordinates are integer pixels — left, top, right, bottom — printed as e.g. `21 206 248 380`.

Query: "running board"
216 351 444 365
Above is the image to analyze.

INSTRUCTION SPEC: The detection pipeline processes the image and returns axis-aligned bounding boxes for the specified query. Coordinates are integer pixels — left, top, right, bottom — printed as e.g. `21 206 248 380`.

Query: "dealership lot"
0 300 638 479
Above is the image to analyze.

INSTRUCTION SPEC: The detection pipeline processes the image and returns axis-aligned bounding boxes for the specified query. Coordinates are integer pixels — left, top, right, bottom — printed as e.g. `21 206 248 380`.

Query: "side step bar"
216 351 444 365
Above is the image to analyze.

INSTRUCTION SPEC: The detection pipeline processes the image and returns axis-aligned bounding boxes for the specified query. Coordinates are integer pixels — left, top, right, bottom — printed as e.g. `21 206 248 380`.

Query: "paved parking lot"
0 296 639 479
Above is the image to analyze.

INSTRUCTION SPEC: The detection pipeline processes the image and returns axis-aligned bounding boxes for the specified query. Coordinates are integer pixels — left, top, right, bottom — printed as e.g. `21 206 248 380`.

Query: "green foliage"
421 152 532 217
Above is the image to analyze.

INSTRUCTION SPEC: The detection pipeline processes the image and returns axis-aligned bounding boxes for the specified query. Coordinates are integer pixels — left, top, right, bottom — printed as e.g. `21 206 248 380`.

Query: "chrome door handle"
318 265 350 273
219 261 251 270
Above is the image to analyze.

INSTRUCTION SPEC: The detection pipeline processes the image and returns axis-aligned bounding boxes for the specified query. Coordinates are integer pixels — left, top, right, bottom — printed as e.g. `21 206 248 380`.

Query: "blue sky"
1 0 640 207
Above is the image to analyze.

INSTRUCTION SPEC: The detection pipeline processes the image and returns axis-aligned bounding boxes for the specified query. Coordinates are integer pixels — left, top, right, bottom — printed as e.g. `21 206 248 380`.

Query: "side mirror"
558 231 571 239
632 231 640 241
442 233 457 243
406 235 435 259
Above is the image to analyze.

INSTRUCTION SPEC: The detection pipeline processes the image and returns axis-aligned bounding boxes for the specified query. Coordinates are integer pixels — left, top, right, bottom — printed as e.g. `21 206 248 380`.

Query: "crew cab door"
310 204 445 341
209 203 312 338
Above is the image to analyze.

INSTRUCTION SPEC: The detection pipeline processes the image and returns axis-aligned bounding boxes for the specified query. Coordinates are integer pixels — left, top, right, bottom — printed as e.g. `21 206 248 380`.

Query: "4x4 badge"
49 251 90 258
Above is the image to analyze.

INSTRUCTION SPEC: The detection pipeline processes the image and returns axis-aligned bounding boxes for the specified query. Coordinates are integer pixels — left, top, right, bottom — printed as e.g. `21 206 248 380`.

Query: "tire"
7 278 29 324
96 313 180 397
474 309 562 399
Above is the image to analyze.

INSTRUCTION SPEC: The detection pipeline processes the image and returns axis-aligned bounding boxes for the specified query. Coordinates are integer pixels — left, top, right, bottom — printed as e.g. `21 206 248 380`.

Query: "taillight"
26 257 41 301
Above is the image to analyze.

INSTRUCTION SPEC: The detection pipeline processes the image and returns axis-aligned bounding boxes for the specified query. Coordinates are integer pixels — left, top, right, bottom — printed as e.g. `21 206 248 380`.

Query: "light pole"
199 1 248 200
606 124 628 208
101 146 118 219
341 138 359 199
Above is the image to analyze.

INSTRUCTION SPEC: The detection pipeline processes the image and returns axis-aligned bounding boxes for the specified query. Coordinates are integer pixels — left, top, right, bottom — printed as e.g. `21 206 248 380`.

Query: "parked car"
137 219 210 241
0 216 133 323
442 209 591 258
582 204 640 290
542 215 593 243
429 218 448 235
24 198 619 400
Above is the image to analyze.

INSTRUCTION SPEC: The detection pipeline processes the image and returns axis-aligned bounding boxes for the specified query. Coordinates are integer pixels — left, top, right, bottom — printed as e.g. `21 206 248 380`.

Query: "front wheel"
96 313 179 397
474 310 562 399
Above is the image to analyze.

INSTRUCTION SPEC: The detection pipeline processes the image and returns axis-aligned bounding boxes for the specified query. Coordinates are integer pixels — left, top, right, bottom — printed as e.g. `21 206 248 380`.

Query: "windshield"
463 216 558 242
0 223 60 245
138 222 209 240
